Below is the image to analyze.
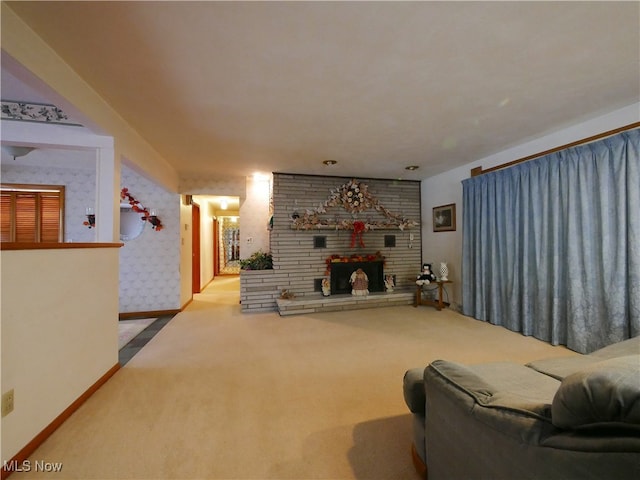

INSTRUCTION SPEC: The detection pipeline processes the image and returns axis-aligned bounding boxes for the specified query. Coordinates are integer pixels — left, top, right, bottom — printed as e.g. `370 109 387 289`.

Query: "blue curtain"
461 129 639 353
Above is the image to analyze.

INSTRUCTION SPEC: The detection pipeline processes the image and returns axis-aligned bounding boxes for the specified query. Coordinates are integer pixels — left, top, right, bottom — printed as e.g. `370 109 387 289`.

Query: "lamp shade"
2 146 35 159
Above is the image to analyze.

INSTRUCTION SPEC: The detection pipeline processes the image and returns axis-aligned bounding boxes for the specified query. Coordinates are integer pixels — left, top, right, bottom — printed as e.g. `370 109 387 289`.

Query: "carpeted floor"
12 276 578 479
118 318 157 350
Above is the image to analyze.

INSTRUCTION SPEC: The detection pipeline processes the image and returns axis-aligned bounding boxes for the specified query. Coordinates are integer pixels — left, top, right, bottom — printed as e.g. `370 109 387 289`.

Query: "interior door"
192 203 201 294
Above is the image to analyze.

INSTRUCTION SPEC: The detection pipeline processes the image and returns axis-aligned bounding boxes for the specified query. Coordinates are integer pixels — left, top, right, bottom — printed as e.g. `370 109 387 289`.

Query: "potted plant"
239 250 273 270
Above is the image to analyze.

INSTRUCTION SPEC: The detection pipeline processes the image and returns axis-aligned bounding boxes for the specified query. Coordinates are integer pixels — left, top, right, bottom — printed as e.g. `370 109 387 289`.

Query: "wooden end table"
414 280 452 310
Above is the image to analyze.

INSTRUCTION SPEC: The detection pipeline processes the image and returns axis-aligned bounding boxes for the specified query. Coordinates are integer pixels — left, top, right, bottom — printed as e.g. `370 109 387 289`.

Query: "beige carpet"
13 276 577 479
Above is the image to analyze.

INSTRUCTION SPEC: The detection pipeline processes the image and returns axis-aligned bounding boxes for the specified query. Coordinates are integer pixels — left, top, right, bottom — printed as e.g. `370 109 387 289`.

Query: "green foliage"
240 250 273 270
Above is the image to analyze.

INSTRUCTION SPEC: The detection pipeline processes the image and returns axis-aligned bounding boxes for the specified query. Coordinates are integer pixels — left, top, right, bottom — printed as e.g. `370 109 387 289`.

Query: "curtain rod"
470 121 640 177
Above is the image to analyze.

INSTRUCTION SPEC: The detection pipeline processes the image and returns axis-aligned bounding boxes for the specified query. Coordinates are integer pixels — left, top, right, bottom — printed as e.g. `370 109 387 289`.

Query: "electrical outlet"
2 389 14 417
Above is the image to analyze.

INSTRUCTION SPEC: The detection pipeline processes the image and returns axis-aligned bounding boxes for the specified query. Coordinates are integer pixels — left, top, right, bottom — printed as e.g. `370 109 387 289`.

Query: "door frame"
213 217 220 276
192 202 201 294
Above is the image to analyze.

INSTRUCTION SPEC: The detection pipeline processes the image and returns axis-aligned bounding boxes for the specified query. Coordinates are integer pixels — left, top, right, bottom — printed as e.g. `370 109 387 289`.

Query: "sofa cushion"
552 355 640 429
526 355 603 381
527 336 640 381
590 335 640 359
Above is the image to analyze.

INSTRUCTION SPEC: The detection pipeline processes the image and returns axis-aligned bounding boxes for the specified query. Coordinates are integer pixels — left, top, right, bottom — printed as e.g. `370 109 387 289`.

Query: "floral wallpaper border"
1 100 82 126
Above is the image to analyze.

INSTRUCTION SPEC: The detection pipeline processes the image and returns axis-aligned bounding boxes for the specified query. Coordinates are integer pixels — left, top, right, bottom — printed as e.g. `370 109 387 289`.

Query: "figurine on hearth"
416 263 437 286
384 274 395 292
321 277 331 297
350 268 369 296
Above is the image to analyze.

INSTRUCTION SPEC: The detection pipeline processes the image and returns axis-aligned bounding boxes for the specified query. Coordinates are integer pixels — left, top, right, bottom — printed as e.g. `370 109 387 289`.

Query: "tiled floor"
118 314 175 365
220 260 240 274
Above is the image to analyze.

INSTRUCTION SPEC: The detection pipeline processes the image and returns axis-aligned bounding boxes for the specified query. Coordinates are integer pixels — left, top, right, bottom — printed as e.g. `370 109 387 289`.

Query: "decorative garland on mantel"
324 252 385 275
291 178 418 231
121 188 164 231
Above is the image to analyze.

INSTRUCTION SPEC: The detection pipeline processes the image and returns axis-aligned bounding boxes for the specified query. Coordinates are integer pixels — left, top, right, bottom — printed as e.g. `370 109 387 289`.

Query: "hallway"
118 276 240 365
191 275 240 308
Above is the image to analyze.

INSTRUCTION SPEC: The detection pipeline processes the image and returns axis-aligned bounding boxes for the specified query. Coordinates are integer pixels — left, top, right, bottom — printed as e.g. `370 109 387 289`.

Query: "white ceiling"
3 1 639 181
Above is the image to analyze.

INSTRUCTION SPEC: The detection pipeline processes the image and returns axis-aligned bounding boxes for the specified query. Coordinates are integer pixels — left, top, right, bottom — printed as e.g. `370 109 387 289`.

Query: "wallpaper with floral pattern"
119 164 181 313
1 158 97 243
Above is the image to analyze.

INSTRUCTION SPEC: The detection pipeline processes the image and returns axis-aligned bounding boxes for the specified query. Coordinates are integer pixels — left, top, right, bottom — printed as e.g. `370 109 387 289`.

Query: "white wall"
1 121 117 242
1 247 120 463
421 103 640 309
193 197 215 288
179 195 193 309
1 151 97 243
119 164 181 313
239 174 272 257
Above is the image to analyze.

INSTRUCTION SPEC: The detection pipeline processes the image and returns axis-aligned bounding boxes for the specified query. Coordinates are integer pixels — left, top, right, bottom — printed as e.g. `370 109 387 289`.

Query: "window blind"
0 185 64 243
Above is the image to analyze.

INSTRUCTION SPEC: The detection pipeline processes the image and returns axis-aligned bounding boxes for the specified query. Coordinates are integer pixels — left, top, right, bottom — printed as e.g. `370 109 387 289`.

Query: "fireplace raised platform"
276 289 414 316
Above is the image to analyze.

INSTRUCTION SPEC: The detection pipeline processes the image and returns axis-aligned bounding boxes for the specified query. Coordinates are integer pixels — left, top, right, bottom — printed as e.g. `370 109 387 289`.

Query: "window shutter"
1 192 13 242
15 193 38 242
1 185 65 243
41 194 62 242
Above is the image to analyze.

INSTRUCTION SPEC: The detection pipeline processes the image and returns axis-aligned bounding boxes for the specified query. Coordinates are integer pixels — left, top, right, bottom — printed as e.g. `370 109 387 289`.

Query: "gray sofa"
403 336 640 479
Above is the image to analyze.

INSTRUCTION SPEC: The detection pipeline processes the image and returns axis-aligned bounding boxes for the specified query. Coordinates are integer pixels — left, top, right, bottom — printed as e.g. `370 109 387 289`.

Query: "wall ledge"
1 242 123 250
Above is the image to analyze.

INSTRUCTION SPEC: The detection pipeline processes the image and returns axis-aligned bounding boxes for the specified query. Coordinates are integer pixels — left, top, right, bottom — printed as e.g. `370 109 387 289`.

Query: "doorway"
191 195 241 284
192 202 201 294
219 216 240 274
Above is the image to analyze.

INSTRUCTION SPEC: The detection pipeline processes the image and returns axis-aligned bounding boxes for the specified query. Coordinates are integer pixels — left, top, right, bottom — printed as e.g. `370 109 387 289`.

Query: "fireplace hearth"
330 261 384 295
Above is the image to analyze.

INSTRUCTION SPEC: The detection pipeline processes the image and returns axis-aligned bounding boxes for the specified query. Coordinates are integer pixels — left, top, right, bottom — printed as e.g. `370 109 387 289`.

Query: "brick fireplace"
241 173 422 312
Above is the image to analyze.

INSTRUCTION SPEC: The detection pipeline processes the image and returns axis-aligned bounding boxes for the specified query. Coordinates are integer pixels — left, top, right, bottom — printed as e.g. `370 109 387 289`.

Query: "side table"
414 281 452 310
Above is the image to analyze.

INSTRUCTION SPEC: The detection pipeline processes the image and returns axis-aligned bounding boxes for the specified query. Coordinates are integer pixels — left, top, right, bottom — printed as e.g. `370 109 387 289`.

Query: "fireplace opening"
330 261 384 295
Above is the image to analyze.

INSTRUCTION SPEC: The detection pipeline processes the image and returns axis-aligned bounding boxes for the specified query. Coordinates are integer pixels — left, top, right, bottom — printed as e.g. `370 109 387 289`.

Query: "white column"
95 145 118 242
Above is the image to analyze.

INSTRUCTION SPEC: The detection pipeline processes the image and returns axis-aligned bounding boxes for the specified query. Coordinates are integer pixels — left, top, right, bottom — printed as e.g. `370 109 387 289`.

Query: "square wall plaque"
384 235 396 248
314 236 327 248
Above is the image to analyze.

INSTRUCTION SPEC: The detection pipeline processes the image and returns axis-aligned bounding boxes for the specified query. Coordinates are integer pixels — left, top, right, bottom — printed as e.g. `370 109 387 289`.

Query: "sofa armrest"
403 367 426 414
427 360 558 421
423 361 559 479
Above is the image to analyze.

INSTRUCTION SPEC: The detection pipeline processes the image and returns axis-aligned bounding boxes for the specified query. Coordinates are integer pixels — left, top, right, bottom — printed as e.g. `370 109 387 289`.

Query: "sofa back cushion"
551 355 640 429
526 355 601 381
590 335 640 359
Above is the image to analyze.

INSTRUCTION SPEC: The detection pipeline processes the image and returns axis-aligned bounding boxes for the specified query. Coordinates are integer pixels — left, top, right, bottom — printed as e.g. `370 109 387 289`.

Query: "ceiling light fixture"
2 145 36 160
405 165 419 171
323 160 338 166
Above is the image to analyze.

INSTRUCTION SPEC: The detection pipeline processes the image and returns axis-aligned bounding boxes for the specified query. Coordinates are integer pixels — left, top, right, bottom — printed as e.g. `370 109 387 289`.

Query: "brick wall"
240 173 422 312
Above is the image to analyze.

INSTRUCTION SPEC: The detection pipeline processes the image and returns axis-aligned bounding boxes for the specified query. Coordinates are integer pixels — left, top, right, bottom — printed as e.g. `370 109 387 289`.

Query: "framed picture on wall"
433 203 456 232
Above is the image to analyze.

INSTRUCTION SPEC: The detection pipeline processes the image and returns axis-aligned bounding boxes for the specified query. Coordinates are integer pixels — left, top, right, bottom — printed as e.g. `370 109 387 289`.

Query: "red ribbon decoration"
350 221 366 248
121 188 164 231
